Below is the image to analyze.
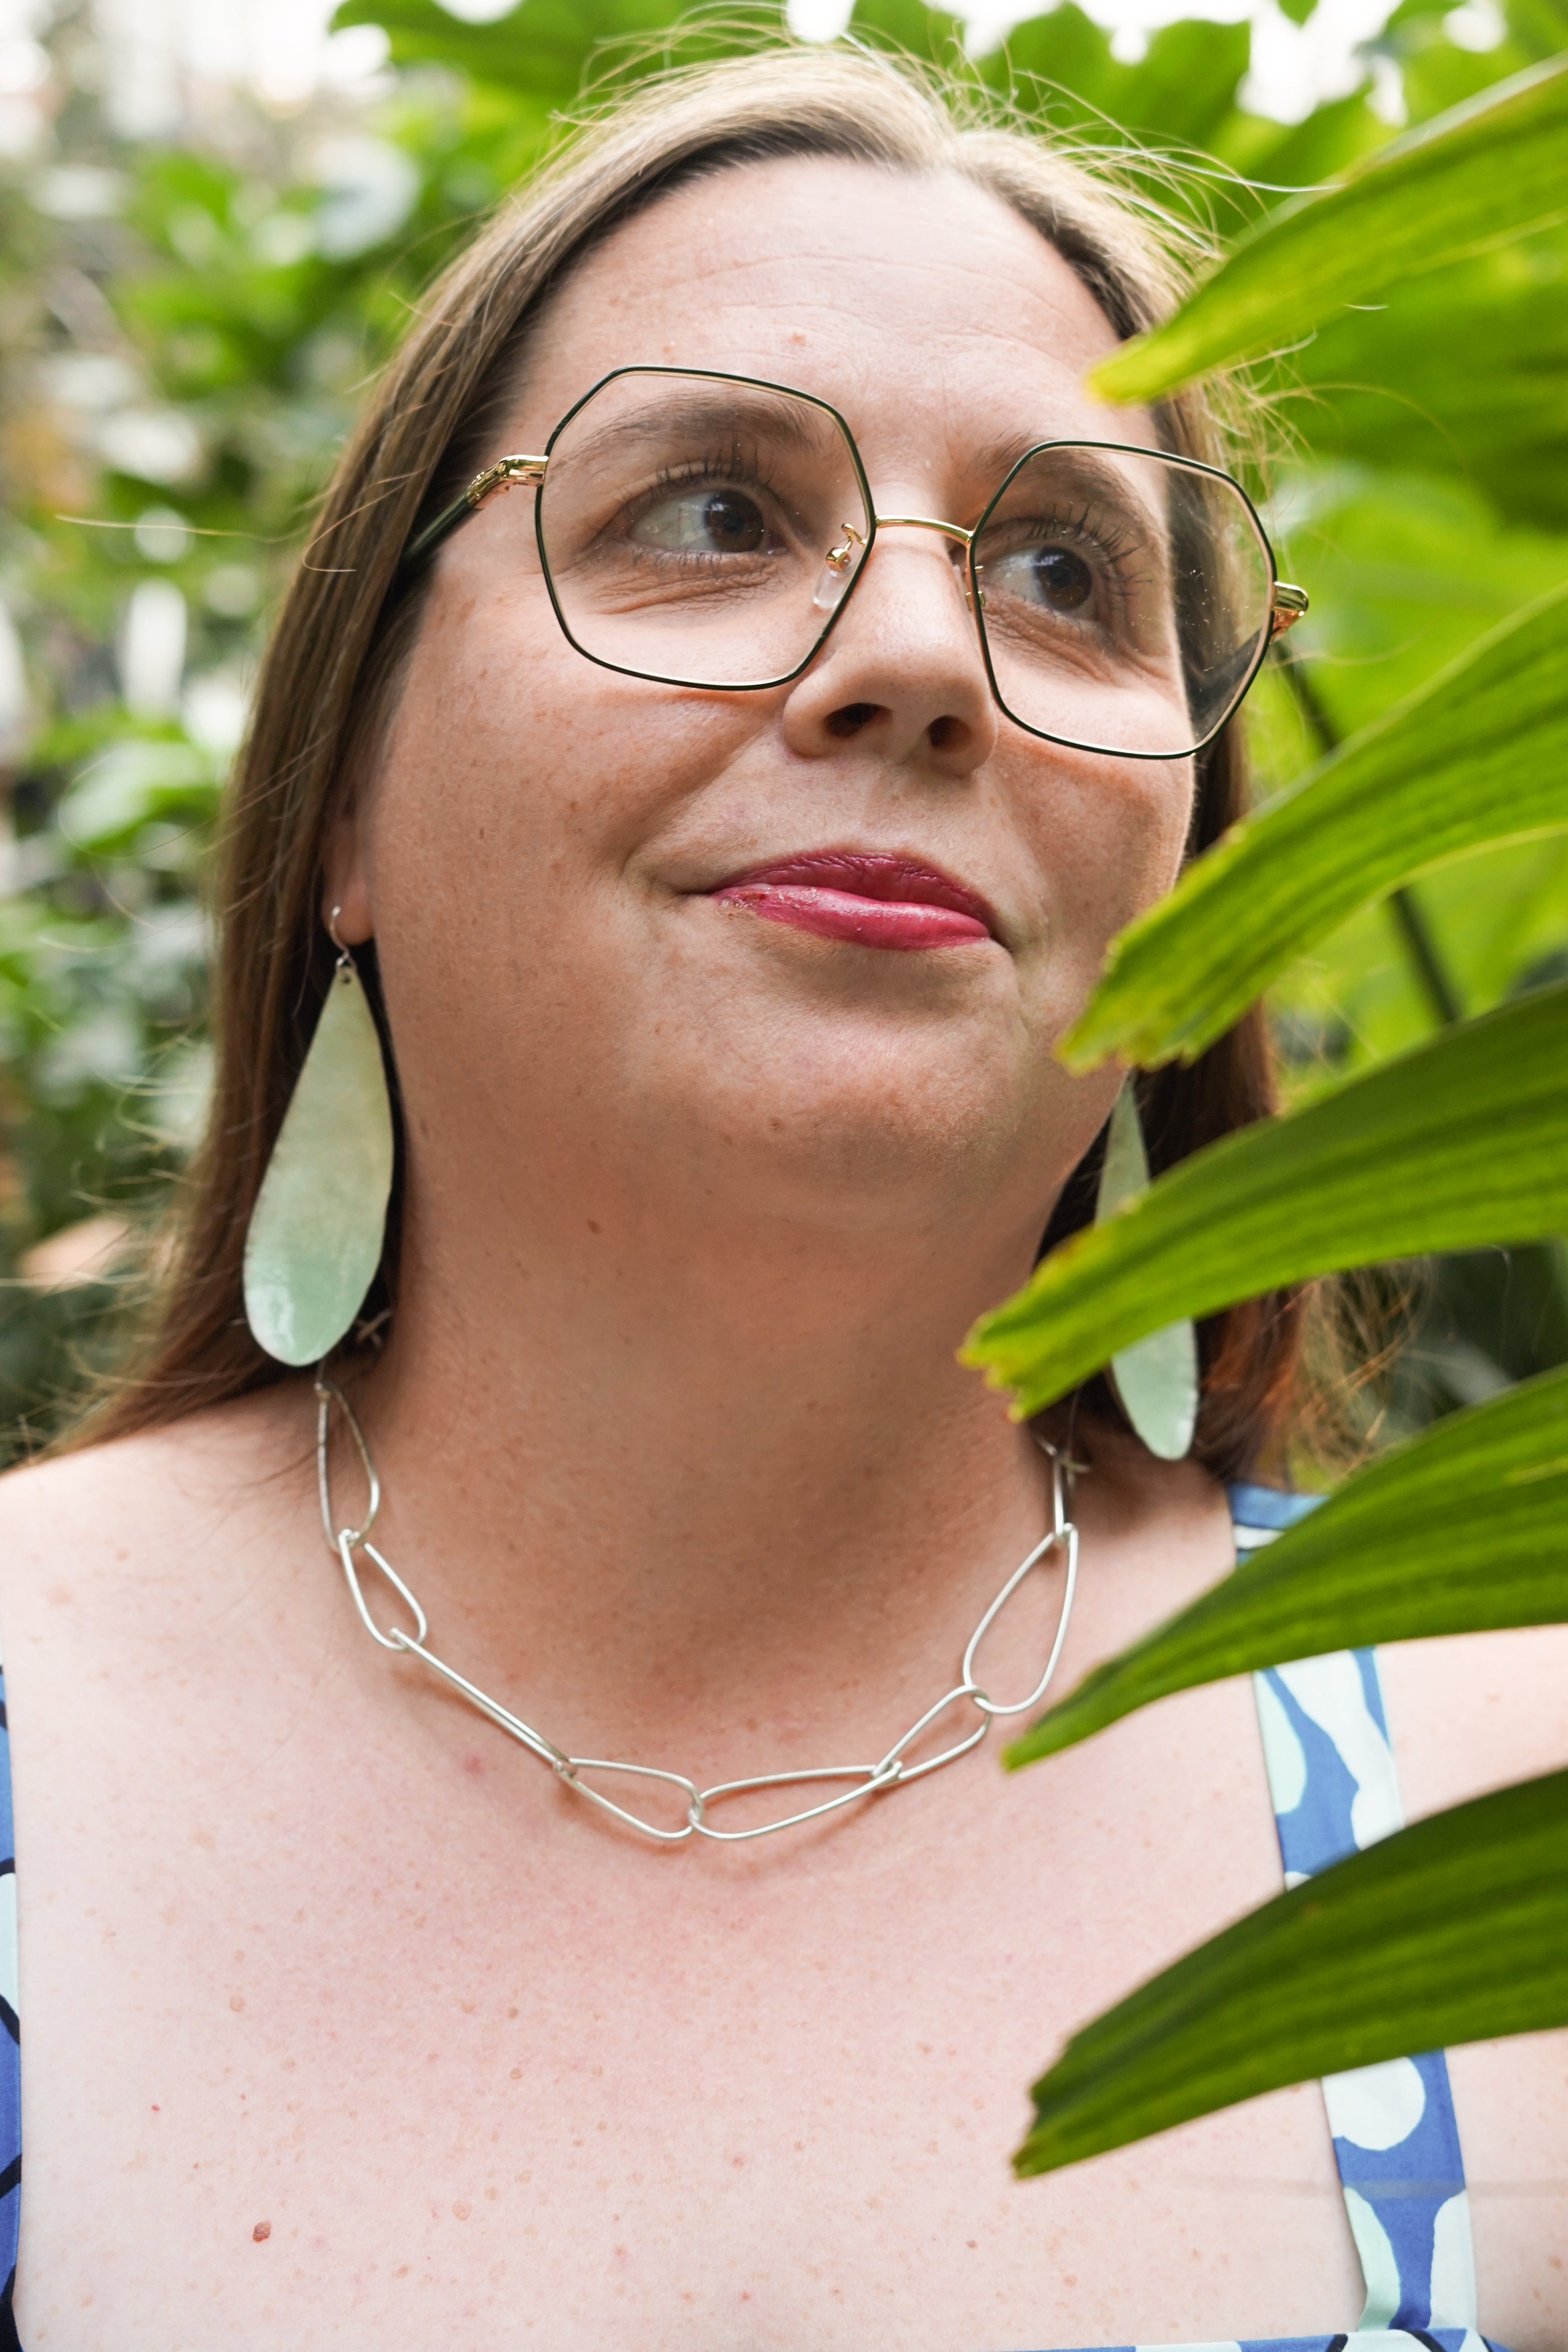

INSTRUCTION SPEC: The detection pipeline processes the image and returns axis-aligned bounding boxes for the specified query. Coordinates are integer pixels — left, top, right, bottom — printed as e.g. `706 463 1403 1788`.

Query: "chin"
666 1018 1057 1223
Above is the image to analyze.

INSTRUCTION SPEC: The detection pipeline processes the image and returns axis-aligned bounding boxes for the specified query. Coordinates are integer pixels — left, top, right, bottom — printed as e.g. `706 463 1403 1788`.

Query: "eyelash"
989 502 1138 570
615 443 791 553
601 459 1156 618
979 500 1156 629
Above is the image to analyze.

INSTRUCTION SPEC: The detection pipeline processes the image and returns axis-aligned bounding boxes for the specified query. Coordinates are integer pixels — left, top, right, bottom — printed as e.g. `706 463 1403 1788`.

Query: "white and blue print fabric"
1238 1482 1476 2341
1041 1483 1510 2352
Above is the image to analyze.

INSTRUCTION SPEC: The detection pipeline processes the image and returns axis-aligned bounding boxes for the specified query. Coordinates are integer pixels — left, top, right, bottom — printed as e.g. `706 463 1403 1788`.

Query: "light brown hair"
75 37 1298 1477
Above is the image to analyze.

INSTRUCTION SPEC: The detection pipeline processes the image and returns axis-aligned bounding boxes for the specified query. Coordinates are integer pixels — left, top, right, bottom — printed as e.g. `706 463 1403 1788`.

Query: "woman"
0 41 1562 2351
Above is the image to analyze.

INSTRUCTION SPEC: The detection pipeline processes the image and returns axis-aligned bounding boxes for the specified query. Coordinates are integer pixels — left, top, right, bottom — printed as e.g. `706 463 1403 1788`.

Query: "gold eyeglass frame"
399 364 1309 762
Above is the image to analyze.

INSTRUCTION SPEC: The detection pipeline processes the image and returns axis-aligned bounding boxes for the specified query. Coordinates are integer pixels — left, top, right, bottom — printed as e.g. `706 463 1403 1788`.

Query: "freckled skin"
0 155 1564 2352
355 173 1188 1280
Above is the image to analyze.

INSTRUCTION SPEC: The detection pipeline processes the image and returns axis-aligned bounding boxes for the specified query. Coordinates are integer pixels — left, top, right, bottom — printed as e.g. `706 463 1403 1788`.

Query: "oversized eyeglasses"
400 366 1307 762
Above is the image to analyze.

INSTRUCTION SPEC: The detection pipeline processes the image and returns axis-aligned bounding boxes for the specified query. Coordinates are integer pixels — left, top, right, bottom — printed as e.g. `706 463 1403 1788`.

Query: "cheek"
367 588 753 915
1096 769 1191 959
358 587 778 1087
374 595 610 880
1126 759 1196 903
1018 751 1193 984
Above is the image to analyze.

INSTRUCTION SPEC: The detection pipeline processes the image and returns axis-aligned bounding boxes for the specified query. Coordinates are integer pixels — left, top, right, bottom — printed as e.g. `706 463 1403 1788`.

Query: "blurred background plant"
0 0 1563 1457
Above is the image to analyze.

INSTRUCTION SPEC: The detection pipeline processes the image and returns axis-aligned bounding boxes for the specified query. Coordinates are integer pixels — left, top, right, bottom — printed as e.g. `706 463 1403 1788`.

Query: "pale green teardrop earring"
1093 1083 1199 1460
243 913 395 1367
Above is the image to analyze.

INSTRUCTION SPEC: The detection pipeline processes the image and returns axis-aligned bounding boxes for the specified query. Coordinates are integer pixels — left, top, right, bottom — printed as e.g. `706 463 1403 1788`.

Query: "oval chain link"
315 1377 1080 1845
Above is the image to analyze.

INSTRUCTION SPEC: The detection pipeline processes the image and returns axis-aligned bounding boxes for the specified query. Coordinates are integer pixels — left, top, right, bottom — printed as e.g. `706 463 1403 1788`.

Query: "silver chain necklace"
316 1376 1081 1846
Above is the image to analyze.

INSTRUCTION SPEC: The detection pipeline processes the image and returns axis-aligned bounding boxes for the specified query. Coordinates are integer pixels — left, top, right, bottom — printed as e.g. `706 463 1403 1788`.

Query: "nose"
780 523 999 778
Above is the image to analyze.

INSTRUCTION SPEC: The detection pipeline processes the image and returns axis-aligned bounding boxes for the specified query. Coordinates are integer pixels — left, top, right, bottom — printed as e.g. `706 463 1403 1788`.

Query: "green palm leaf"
965 982 1568 1417
1016 1769 1568 2174
1090 55 1568 404
1060 582 1568 1073
1006 1365 1568 1768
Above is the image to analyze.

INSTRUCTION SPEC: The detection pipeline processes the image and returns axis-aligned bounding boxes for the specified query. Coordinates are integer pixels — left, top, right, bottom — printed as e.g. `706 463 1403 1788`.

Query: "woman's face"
343 158 1194 1276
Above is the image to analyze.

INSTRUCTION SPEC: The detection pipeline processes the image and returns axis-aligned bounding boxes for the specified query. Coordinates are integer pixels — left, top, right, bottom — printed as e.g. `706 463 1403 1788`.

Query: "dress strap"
1229 1486 1478 2338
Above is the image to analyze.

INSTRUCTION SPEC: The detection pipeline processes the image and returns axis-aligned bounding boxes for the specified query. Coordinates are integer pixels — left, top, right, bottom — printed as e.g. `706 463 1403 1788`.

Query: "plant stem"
1384 891 1465 1027
1275 649 1464 1029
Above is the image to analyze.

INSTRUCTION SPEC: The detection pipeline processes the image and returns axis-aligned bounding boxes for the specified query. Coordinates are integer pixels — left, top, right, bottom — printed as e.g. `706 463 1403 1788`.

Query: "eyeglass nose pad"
812 523 866 614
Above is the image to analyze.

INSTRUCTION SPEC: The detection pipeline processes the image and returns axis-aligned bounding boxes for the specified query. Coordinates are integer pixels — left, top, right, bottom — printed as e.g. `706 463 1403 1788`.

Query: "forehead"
512 155 1155 468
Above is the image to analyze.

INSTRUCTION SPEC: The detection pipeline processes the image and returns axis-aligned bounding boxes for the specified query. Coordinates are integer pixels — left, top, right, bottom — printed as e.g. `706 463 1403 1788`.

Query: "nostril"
825 702 880 739
926 715 968 752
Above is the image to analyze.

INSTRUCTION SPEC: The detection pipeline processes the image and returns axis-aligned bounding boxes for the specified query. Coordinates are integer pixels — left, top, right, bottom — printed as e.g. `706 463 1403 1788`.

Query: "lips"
709 851 995 952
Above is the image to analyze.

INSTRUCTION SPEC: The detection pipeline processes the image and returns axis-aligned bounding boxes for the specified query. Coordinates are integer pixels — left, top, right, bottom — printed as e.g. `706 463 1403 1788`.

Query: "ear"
322 807 374 946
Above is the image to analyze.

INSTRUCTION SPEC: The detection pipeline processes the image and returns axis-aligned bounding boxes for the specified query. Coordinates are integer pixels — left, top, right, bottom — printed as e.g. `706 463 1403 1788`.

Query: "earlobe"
322 815 375 946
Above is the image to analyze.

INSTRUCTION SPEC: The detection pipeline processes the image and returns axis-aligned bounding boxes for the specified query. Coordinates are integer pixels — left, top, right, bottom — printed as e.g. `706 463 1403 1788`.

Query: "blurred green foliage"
0 0 1564 1454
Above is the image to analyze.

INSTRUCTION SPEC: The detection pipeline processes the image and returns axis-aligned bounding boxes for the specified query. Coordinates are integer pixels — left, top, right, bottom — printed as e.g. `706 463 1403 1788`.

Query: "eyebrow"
556 391 1173 568
971 429 1060 487
558 386 845 469
974 432 1160 503
979 440 1172 549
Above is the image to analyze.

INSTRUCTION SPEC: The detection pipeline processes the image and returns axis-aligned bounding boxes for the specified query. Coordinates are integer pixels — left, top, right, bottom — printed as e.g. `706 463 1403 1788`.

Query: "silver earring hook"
327 905 356 969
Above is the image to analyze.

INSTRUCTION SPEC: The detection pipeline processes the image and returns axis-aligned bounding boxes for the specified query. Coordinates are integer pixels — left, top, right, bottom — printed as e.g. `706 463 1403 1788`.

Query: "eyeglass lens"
535 370 1273 758
972 445 1274 756
539 371 872 691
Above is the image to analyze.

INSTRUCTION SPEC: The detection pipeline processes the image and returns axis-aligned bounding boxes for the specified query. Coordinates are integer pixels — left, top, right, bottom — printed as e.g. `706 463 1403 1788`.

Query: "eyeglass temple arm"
1270 582 1309 638
399 454 549 577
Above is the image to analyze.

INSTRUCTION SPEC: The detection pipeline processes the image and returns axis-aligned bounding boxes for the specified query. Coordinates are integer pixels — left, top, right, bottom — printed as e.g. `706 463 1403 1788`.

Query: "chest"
8 1644 1366 2349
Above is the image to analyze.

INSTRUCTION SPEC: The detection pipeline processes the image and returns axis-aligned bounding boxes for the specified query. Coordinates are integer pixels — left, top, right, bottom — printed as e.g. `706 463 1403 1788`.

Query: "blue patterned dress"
0 1485 1515 2347
1040 1481 1505 2352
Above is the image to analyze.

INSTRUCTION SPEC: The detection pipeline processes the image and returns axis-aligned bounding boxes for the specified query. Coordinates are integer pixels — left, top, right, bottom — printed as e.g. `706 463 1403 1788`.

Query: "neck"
345 1178 1064 1777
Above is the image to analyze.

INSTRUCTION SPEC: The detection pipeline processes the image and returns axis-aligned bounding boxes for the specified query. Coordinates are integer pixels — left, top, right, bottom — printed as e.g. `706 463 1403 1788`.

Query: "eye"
631 486 771 556
1027 546 1095 611
985 540 1099 614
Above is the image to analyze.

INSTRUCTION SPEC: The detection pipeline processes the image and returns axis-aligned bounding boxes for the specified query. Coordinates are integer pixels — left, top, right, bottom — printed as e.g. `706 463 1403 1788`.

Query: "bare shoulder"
0 1384 319 1648
1381 1615 1568 1819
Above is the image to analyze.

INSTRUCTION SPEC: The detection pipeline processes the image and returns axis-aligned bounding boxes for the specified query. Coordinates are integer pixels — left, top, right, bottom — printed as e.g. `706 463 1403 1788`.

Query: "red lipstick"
710 851 993 951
